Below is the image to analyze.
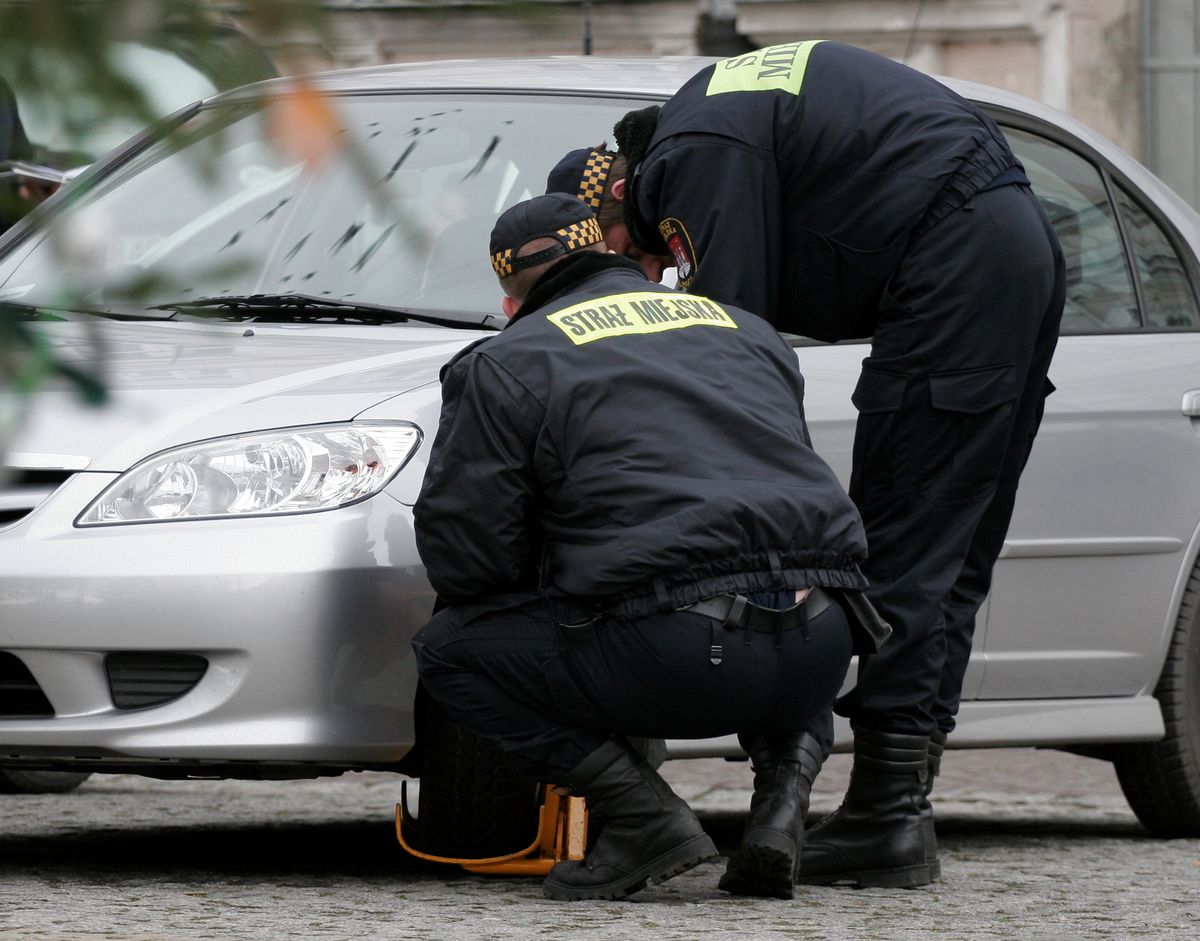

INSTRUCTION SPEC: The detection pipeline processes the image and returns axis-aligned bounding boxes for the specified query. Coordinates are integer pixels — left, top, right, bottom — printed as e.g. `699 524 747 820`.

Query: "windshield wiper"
0 299 169 321
149 293 504 331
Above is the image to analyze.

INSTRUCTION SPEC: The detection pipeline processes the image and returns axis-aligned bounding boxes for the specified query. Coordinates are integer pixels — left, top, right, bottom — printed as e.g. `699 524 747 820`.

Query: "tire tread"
410 699 542 859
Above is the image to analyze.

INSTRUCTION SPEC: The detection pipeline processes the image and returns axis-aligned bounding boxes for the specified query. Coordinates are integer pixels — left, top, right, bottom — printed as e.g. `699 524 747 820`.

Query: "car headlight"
77 422 421 526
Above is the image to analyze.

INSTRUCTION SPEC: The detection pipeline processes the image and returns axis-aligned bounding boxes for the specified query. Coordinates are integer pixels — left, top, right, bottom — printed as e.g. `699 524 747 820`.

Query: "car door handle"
1185 390 1200 417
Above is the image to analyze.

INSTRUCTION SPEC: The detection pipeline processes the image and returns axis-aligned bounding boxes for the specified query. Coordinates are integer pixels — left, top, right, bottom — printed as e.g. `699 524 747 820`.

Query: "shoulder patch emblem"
658 217 696 289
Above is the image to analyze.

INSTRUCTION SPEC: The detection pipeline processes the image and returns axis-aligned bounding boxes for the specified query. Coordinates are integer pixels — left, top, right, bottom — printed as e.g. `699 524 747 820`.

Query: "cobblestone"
1 749 1197 940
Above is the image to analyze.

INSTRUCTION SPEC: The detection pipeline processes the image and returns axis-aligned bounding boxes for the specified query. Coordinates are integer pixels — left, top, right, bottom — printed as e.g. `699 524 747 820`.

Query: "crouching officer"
411 193 886 901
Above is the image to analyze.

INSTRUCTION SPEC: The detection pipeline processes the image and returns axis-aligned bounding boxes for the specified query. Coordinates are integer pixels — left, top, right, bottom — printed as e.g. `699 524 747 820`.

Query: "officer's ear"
609 176 626 202
501 294 521 319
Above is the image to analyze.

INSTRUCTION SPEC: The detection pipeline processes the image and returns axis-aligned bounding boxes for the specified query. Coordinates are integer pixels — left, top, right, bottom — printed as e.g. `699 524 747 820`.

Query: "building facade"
223 1 1200 206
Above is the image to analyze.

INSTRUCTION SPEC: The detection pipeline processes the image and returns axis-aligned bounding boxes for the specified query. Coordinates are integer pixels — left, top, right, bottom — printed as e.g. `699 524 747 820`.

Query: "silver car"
2 57 1198 850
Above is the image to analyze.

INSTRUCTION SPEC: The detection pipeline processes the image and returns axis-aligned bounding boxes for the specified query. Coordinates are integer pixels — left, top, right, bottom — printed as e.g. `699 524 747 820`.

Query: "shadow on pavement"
0 820 445 880
0 809 1151 883
701 809 1148 856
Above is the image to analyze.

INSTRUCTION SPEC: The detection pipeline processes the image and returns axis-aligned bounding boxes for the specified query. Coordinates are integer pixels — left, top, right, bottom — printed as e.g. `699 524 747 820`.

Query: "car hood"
6 319 479 472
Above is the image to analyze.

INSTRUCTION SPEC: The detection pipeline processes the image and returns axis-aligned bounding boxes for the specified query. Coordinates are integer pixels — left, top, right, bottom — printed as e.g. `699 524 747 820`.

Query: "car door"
977 122 1200 700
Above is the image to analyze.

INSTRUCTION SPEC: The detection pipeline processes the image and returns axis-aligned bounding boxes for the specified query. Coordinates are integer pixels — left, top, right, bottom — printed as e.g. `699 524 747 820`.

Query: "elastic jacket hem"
598 557 867 620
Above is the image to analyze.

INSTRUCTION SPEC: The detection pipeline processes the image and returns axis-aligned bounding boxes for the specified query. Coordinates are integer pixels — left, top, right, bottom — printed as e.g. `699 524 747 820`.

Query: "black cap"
489 193 604 278
546 147 615 209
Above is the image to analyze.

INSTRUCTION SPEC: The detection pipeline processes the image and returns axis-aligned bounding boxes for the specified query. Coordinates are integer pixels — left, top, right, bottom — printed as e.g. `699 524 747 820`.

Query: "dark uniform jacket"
628 41 1026 341
414 252 868 618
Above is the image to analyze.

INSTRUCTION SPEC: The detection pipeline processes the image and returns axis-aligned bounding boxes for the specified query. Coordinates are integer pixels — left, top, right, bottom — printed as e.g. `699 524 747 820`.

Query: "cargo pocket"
849 365 909 504
924 364 1018 505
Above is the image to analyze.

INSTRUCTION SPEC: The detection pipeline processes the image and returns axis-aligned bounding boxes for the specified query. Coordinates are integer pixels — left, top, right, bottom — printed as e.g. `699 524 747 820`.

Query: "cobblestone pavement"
1 748 1198 940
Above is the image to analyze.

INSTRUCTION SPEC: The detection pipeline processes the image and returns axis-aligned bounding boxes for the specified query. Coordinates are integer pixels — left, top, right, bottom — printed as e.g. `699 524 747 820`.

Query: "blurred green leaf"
0 0 337 427
0 301 107 404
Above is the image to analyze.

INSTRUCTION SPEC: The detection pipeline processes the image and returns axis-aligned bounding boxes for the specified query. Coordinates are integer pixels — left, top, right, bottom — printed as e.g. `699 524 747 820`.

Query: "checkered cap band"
578 151 613 209
491 248 515 277
558 216 603 250
490 216 602 277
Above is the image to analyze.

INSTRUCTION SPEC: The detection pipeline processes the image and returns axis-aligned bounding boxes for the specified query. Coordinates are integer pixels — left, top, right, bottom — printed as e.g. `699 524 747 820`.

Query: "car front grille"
0 468 74 528
0 652 55 717
105 653 209 710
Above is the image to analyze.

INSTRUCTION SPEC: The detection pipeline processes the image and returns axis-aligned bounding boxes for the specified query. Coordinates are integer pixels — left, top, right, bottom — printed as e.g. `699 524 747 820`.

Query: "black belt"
679 588 833 665
678 587 832 633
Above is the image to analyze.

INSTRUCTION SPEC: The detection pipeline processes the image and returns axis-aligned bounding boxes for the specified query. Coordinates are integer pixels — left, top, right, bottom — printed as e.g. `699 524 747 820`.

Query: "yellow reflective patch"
546 291 738 346
706 40 825 97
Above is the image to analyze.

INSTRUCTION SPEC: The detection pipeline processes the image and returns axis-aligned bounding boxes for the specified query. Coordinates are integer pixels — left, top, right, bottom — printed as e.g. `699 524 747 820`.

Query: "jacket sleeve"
413 350 544 605
634 134 786 324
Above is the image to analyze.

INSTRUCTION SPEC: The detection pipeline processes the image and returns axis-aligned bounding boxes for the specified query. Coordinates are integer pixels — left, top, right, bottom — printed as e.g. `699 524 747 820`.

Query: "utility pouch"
826 587 892 655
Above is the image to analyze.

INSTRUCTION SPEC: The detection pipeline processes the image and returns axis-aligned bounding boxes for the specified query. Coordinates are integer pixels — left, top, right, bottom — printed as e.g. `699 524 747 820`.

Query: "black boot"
542 739 718 901
797 727 938 888
719 731 823 899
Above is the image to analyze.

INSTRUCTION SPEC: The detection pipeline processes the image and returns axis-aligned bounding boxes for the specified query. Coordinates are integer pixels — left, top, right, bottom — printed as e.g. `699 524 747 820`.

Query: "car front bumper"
0 474 434 774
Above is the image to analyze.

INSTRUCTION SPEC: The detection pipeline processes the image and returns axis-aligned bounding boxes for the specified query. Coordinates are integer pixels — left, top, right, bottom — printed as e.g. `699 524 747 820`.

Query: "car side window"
1114 185 1200 328
1004 127 1140 332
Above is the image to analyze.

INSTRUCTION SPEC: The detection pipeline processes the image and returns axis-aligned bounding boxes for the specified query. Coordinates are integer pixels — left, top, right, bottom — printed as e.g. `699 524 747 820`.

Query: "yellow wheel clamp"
396 786 588 875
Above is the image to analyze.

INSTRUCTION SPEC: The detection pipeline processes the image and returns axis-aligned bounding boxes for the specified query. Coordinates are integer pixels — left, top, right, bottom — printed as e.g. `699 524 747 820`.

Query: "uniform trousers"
828 183 1066 743
412 592 854 782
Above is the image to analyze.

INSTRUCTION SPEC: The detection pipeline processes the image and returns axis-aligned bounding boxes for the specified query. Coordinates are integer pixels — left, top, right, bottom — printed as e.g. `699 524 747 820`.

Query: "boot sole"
796 858 940 889
718 829 799 900
718 843 797 900
542 832 719 901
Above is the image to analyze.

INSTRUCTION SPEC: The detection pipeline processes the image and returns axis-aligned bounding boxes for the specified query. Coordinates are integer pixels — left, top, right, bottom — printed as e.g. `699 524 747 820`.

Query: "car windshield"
0 92 638 324
3 42 220 168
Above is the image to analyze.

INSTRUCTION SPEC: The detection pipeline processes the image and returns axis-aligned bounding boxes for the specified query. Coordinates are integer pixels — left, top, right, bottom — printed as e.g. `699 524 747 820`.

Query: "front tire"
1112 563 1200 836
409 697 543 859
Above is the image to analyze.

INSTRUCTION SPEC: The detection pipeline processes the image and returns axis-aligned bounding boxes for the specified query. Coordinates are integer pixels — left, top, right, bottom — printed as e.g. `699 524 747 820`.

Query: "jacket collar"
509 253 646 326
